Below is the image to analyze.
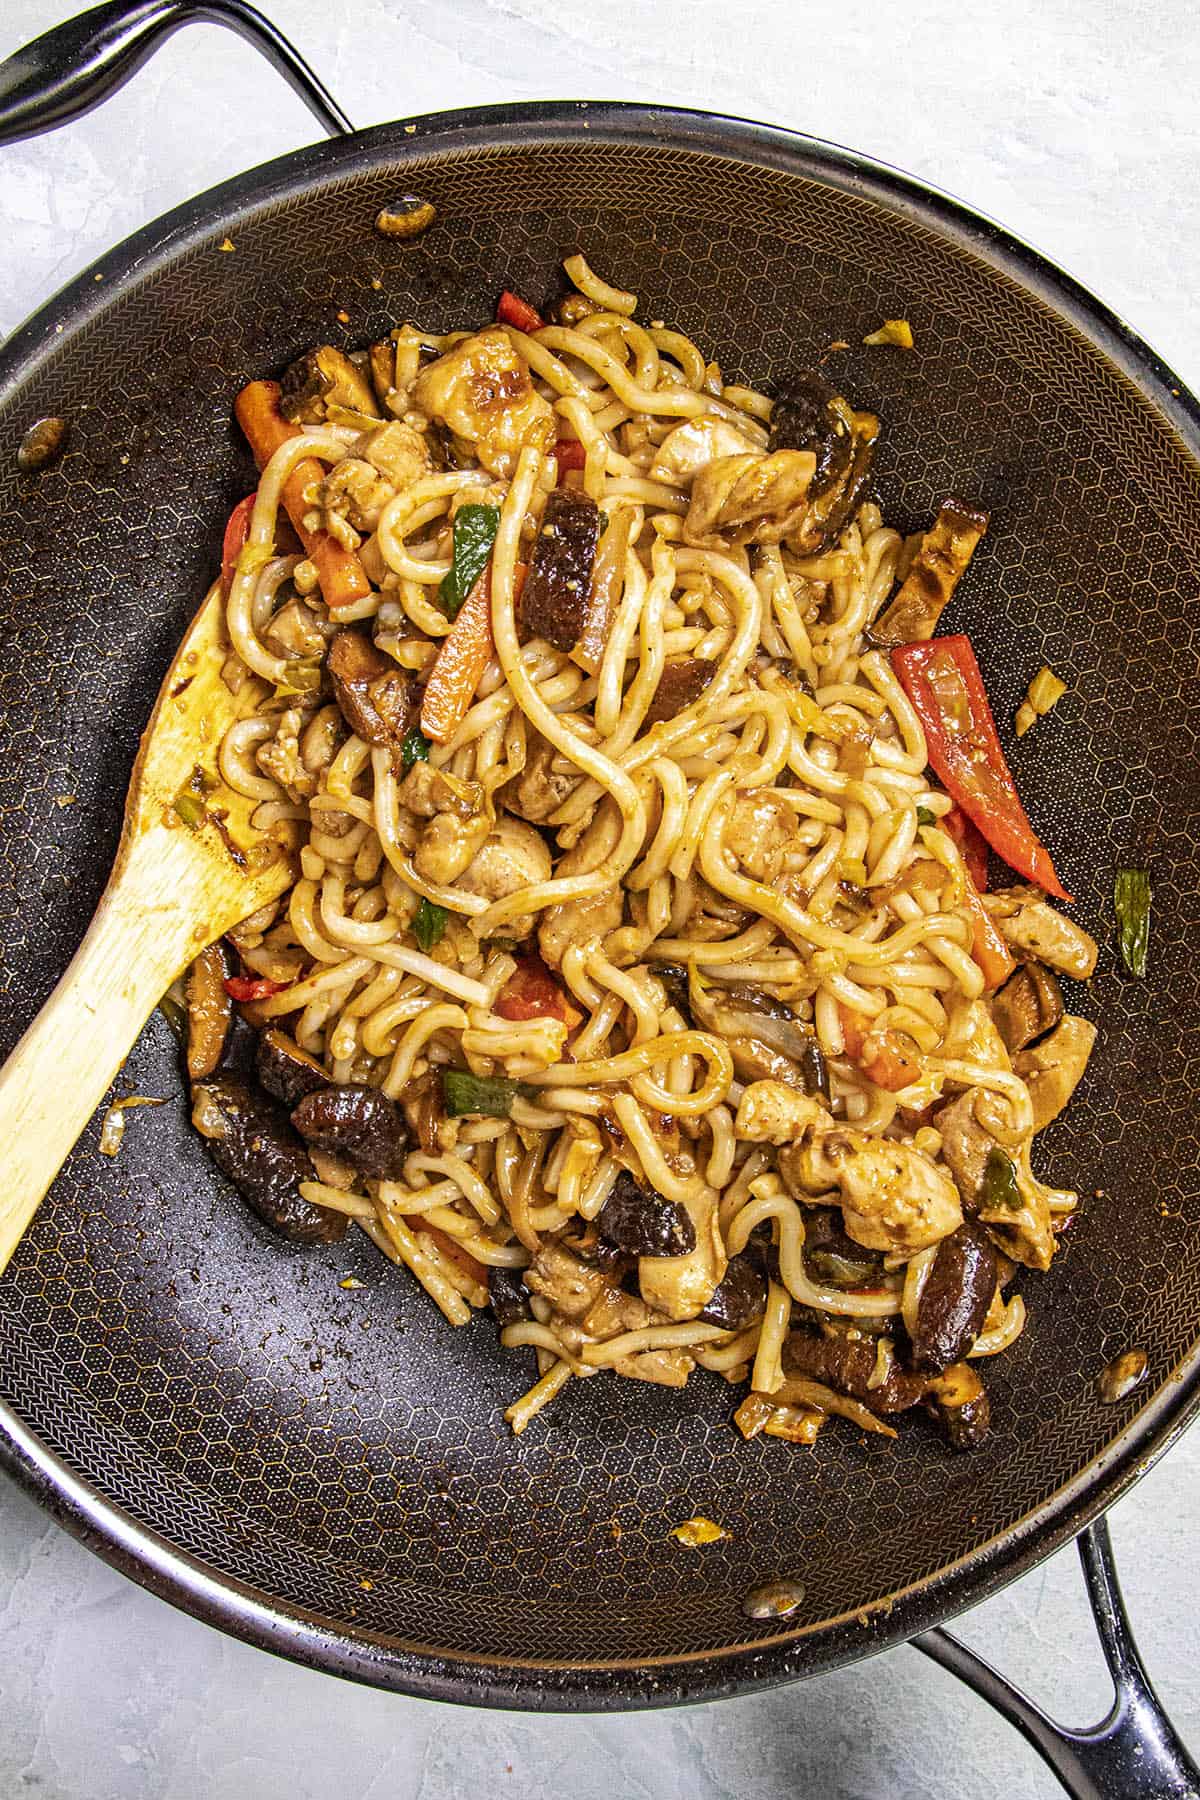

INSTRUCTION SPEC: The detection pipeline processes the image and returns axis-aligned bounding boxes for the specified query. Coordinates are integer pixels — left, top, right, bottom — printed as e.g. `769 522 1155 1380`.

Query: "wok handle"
913 1518 1199 1799
0 0 352 147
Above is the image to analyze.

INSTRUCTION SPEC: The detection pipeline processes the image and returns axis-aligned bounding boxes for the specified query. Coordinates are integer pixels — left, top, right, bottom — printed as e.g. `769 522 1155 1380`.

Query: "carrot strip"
960 878 1016 991
233 380 371 611
837 1004 921 1092
420 561 527 745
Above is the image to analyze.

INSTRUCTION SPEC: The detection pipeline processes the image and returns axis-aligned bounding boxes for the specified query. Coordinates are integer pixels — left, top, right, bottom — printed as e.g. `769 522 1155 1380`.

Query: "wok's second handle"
914 1518 1199 1800
0 0 352 147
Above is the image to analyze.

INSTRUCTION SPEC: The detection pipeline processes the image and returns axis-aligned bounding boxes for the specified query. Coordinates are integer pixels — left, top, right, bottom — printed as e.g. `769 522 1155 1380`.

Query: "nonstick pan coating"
1 105 1199 1707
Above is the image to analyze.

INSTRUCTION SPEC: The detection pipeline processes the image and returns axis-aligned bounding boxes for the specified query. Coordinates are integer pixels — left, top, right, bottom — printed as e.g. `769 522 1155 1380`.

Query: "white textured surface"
1 2 1199 1795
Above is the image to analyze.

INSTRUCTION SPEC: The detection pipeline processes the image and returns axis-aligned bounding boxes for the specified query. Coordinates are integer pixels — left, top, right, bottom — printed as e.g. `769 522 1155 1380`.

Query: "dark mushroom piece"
256 1028 328 1108
685 974 830 1098
643 658 716 726
519 489 601 652
487 1265 531 1327
191 1073 346 1245
597 1170 696 1258
279 345 380 425
869 498 989 645
327 629 418 756
781 1331 926 1414
801 1206 883 1289
927 1360 992 1451
990 961 1064 1055
909 1222 998 1373
291 1084 410 1181
699 1254 765 1330
768 369 879 555
184 942 233 1081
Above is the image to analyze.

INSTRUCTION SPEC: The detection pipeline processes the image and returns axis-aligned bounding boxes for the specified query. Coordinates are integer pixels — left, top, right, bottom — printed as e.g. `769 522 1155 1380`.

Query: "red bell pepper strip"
496 288 545 333
942 803 989 892
224 974 286 1002
553 436 587 476
495 952 583 1029
891 635 1072 901
220 493 257 597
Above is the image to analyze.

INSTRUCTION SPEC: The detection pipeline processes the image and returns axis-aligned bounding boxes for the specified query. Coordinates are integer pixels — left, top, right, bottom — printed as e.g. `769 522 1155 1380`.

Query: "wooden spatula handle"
0 830 207 1274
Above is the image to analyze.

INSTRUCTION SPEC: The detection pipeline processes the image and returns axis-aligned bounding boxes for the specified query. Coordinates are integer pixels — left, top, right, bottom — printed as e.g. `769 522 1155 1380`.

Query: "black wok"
1 7 1198 1795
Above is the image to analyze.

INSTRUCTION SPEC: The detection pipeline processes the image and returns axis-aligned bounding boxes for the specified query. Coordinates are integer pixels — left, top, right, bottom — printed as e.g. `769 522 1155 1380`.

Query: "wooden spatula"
0 585 296 1274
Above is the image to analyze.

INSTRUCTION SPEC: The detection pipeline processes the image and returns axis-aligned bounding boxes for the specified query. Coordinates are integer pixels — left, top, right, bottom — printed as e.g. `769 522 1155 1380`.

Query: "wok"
1 6 1198 1794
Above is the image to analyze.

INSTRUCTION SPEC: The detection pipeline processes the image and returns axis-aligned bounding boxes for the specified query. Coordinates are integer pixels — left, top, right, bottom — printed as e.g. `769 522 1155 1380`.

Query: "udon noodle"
198 254 1097 1449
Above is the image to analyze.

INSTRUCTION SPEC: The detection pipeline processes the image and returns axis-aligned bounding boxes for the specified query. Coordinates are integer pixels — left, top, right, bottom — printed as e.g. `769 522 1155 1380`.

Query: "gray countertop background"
1 2 1198 1795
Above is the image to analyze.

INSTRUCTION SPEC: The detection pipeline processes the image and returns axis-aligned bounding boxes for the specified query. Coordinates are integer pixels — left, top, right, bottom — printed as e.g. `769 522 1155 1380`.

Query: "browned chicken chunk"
412 327 554 477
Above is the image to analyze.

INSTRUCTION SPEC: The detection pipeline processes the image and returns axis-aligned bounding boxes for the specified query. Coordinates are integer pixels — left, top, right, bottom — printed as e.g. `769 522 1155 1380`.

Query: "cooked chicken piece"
456 817 552 938
524 1242 658 1341
362 420 431 489
648 416 760 485
540 884 624 969
414 808 492 885
412 326 554 478
870 498 990 645
935 1089 1055 1271
983 886 1098 979
727 789 796 883
399 761 482 820
320 458 395 537
638 1189 726 1321
256 707 316 801
684 449 817 549
780 1129 962 1255
611 1349 693 1387
523 1241 607 1322
262 597 327 661
308 1147 358 1191
934 1090 994 1209
735 1081 831 1146
538 799 625 968
1014 1015 1097 1132
501 729 585 823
